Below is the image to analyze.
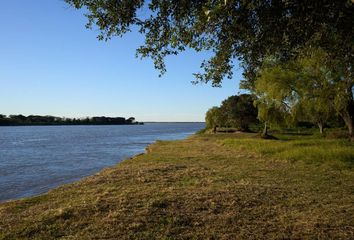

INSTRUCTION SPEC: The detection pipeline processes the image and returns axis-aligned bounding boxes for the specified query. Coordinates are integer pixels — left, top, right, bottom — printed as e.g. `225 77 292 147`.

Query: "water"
0 123 204 202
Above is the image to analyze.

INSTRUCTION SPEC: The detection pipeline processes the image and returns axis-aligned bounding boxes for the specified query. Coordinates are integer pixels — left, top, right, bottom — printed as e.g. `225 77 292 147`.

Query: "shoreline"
0 150 150 204
0 141 158 204
0 123 204 203
1 132 353 239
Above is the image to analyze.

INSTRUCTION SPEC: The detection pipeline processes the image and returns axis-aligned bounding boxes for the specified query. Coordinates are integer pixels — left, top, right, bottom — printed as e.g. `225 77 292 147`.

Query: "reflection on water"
0 123 204 202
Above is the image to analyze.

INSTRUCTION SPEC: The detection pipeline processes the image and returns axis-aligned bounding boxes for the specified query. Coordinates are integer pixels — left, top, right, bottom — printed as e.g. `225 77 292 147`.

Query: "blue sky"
0 0 243 122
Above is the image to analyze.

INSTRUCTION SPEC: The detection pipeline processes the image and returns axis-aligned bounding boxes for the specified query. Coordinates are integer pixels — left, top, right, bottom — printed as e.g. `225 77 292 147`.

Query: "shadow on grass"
281 132 313 136
260 134 279 140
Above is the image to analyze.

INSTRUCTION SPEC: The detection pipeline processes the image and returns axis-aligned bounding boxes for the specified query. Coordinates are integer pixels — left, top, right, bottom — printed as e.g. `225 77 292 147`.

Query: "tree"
255 48 349 136
205 107 222 133
0 114 9 125
255 98 290 136
205 95 257 132
219 94 257 131
293 98 332 135
295 48 353 137
127 117 136 124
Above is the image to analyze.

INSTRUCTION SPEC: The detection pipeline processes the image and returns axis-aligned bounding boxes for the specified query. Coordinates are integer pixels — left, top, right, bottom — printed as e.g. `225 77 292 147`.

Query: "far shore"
0 123 144 127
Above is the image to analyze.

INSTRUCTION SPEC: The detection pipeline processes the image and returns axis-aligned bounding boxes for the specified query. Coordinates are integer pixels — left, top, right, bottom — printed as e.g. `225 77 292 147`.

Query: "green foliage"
254 47 353 135
205 107 222 129
255 100 290 130
219 94 258 131
65 0 354 87
205 94 258 131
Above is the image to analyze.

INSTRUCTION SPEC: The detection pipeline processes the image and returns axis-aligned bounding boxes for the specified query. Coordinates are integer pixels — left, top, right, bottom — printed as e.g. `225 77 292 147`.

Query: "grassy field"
0 132 353 239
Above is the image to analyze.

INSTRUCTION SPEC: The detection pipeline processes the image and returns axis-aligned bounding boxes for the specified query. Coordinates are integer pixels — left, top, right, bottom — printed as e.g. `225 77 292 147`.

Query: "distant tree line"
0 115 142 126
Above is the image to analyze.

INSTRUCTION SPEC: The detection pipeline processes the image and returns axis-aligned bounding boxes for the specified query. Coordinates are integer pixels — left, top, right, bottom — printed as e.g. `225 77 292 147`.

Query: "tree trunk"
263 121 268 136
213 126 217 134
340 105 354 141
342 114 354 141
318 122 324 135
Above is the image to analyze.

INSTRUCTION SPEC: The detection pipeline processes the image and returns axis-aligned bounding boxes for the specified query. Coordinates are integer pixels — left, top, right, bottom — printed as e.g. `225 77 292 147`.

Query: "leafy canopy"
254 47 348 131
205 94 257 130
205 106 223 129
65 0 354 87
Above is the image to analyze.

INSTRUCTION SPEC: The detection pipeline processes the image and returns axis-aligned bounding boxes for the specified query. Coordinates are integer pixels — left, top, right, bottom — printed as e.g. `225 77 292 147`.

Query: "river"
0 123 204 202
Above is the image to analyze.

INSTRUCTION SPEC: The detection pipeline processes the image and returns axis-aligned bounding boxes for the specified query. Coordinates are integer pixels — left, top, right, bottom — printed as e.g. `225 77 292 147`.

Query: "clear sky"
0 0 243 122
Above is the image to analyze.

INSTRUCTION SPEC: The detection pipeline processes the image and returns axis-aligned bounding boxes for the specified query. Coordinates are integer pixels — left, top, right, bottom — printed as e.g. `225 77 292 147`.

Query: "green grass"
0 132 353 239
222 136 354 169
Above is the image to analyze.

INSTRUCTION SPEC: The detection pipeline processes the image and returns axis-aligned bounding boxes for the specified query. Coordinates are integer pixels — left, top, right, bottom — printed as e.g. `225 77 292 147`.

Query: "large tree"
65 0 354 83
255 48 353 138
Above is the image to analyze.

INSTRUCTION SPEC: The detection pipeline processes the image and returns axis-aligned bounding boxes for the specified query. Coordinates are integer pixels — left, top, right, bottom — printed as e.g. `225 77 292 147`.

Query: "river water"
0 123 204 202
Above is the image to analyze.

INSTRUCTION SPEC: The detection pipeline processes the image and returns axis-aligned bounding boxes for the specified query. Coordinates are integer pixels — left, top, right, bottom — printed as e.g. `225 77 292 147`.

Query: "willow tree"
293 98 333 135
292 49 338 135
255 48 347 136
205 106 223 133
66 0 354 138
255 97 291 136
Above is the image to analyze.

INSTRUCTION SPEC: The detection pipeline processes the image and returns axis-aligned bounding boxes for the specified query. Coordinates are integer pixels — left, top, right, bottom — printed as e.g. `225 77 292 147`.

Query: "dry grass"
0 133 353 239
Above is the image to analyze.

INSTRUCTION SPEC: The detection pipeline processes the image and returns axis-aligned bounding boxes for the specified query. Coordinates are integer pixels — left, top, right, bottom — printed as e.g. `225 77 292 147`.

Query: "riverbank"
1 132 353 239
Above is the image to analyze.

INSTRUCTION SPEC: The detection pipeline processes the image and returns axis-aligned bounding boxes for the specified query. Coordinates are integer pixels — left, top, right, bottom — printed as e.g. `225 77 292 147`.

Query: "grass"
222 136 354 169
0 132 353 239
